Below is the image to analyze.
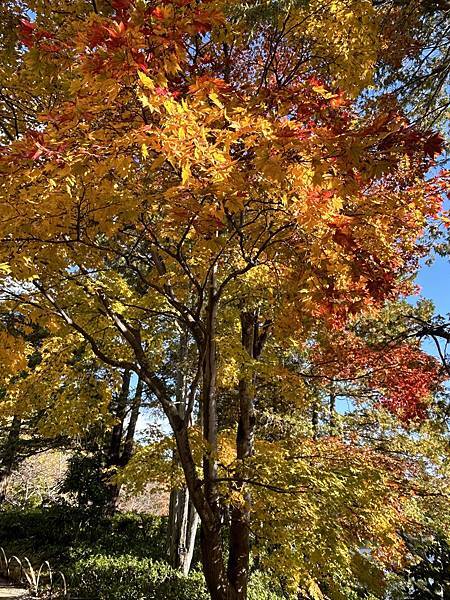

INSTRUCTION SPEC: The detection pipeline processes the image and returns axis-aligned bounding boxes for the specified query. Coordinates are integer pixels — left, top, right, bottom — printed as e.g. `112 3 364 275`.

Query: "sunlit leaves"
0 1 448 597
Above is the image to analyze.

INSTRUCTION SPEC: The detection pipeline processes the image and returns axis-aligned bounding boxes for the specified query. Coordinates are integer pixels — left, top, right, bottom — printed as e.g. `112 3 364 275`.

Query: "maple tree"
311 332 444 423
123 304 450 598
0 311 81 503
0 1 448 599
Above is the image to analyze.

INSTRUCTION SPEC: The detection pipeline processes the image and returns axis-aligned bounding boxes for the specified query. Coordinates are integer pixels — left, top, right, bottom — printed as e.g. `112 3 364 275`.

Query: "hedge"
71 554 287 600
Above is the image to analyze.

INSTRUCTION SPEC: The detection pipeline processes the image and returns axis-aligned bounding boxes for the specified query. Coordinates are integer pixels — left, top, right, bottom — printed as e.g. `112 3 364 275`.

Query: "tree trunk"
184 496 199 574
108 369 131 465
168 328 199 574
202 269 219 512
139 270 230 597
171 421 230 599
329 393 336 435
121 376 143 466
168 485 199 574
227 311 259 599
312 400 319 441
104 376 144 513
200 523 231 600
199 270 232 598
0 415 22 503
105 369 131 513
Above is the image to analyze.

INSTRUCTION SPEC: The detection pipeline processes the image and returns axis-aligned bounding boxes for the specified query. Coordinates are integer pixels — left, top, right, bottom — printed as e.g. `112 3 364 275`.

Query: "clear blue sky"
414 162 450 323
416 254 450 316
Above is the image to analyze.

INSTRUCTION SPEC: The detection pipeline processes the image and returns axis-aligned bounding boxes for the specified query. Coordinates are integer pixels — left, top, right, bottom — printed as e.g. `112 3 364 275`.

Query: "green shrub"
0 508 287 599
60 453 112 508
72 554 287 600
71 554 209 600
0 506 167 565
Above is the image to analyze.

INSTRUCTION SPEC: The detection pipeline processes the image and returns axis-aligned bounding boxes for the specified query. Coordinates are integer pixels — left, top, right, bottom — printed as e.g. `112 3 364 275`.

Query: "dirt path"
0 578 29 599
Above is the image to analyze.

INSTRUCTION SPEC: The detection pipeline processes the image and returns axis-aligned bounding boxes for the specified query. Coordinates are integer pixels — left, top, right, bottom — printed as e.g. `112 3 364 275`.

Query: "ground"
0 578 28 599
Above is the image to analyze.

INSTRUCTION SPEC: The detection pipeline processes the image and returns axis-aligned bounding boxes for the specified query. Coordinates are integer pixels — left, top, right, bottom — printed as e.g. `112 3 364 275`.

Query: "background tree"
0 309 70 502
399 534 450 599
373 0 450 130
0 304 149 512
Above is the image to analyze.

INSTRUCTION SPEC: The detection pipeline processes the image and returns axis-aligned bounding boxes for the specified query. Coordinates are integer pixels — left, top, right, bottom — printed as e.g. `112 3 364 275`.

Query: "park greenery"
0 1 449 599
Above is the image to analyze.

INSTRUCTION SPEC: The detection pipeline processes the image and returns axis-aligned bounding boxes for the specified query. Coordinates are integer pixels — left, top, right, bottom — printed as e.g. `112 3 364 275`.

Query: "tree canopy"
0 1 449 599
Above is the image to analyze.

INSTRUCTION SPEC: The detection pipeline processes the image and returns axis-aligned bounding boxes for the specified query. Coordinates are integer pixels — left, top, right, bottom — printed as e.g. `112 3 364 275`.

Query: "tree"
373 0 450 130
60 369 145 512
0 308 148 512
398 533 450 599
0 1 447 598
165 327 200 575
0 309 71 502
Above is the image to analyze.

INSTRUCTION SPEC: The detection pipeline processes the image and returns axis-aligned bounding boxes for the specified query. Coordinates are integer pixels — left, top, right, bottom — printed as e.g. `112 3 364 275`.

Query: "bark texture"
168 486 199 574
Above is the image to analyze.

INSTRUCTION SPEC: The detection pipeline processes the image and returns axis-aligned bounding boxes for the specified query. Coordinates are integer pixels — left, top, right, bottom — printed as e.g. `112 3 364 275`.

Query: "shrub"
72 554 287 600
0 508 287 599
71 554 209 600
0 506 167 565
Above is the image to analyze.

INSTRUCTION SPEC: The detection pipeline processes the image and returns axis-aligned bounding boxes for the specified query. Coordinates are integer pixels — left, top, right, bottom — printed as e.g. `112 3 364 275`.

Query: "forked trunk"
106 370 144 514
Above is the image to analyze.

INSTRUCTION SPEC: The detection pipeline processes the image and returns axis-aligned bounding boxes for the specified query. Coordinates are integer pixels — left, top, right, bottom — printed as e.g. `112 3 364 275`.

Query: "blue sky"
410 255 449 359
416 254 450 316
412 158 450 341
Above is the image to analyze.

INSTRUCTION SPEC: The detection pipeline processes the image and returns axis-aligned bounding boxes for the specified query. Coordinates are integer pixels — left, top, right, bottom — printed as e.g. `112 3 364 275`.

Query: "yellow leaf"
138 71 155 90
163 99 176 115
209 92 224 109
308 580 324 600
312 85 334 99
181 163 191 185
141 143 149 159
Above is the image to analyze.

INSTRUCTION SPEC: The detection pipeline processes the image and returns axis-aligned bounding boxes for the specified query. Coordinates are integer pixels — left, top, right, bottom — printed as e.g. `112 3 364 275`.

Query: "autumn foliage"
0 1 448 599
313 334 445 423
